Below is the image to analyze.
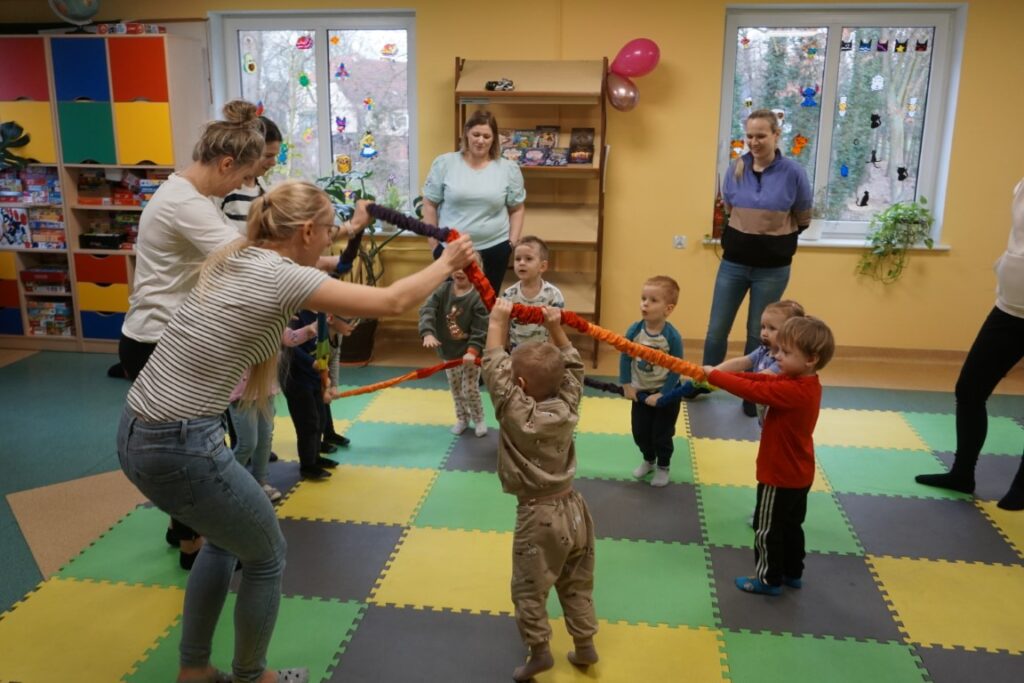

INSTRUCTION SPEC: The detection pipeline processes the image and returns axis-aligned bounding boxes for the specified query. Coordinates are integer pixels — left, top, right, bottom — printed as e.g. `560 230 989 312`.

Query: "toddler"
482 299 599 681
501 235 564 346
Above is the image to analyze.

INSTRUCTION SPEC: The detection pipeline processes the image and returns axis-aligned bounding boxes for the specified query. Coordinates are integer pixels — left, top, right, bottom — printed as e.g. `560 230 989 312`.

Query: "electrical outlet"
673 235 687 249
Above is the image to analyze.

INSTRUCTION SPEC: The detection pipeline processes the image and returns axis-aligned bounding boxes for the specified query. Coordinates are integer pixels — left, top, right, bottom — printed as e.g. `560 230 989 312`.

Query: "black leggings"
953 307 1024 465
119 334 200 543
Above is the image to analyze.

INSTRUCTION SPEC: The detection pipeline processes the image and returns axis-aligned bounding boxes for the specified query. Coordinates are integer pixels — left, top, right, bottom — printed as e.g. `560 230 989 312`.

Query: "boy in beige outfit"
482 298 599 681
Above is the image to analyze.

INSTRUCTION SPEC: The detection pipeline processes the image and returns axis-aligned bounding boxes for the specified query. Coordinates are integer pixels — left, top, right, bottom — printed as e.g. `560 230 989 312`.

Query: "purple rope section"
365 204 452 242
584 377 624 396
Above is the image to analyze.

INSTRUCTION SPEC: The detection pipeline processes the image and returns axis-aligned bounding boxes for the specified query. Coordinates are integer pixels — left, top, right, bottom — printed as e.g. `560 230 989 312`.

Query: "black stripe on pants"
753 483 810 586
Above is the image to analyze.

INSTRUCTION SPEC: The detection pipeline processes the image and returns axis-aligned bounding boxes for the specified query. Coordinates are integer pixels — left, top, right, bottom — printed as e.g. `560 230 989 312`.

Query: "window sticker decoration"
335 62 350 79
295 35 313 50
857 190 869 206
335 116 347 134
870 113 881 128
840 38 853 51
840 164 849 177
838 95 848 117
330 35 340 45
915 40 928 52
895 39 908 53
906 97 919 118
790 134 809 156
876 40 889 52
730 139 744 159
298 71 311 88
381 43 399 58
360 131 378 159
858 38 872 52
335 154 351 174
800 85 819 107
897 166 908 181
363 96 374 111
243 53 257 74
870 74 884 91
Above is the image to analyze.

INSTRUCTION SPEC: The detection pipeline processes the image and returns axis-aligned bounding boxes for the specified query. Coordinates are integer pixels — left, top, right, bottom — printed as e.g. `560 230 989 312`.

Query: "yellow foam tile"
277 465 435 525
0 577 183 683
371 527 513 614
577 396 634 435
542 621 726 682
358 387 458 425
977 501 1024 559
814 409 928 451
271 416 352 463
869 555 1024 653
691 438 830 492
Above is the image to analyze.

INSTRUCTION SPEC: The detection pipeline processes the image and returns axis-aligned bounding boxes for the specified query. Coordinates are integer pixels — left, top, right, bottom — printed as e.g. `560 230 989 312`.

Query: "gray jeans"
117 406 287 681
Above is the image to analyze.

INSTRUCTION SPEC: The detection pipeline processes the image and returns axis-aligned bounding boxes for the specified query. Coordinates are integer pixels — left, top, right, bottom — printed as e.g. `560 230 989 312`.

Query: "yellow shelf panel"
114 102 174 166
0 101 57 163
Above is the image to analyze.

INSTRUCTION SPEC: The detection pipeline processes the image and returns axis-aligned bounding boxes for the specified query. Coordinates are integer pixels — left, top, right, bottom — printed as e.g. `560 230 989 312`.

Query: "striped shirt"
501 279 564 346
127 247 328 422
220 177 268 236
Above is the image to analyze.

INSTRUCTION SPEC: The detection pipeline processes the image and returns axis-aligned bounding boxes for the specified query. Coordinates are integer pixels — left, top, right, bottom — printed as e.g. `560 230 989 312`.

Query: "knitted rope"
584 377 624 396
317 230 366 395
326 357 479 400
363 203 706 384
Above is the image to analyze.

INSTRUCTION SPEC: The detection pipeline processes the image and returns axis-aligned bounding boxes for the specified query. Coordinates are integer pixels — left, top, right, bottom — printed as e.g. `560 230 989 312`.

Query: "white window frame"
208 10 418 202
718 5 966 246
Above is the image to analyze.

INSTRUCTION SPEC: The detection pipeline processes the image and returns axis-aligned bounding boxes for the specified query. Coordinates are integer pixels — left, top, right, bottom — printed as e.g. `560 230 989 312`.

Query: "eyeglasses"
318 222 342 241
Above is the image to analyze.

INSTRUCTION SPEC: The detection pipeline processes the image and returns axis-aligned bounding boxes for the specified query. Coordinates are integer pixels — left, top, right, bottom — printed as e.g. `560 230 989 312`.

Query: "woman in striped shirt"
117 181 475 683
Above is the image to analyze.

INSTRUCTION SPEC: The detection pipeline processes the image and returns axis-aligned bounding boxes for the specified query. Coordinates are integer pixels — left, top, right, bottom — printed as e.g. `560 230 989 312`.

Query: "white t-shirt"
128 247 328 422
996 177 1024 319
122 173 240 343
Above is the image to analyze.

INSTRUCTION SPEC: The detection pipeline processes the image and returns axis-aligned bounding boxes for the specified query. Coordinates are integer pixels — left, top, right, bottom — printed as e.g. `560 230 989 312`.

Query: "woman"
422 109 526 294
916 178 1024 510
117 182 475 683
702 109 812 415
119 100 266 568
220 114 283 232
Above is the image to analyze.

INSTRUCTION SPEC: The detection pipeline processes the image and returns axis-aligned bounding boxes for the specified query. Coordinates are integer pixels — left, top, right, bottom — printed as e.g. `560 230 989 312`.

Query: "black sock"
997 460 1024 510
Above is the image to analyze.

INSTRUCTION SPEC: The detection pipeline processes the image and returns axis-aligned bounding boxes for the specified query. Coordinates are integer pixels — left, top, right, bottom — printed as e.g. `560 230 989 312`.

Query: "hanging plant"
857 196 935 283
0 121 32 170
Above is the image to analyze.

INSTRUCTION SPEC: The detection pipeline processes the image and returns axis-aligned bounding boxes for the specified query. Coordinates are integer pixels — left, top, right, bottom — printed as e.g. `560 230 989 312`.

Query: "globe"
48 0 101 26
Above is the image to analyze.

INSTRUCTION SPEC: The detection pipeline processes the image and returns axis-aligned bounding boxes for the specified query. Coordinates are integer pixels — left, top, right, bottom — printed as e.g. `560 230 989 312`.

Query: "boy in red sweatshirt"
704 316 835 596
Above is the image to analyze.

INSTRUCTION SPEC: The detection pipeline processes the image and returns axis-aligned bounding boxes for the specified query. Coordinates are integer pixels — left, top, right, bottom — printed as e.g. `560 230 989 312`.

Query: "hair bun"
222 99 259 126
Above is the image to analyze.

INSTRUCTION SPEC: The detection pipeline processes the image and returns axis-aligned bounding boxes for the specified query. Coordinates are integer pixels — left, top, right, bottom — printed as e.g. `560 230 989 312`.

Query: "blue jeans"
230 400 276 483
702 259 791 365
117 407 287 682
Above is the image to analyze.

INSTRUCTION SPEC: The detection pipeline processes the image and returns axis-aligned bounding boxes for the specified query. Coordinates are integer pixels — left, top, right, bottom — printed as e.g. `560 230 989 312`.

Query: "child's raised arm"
542 306 570 348
486 298 513 350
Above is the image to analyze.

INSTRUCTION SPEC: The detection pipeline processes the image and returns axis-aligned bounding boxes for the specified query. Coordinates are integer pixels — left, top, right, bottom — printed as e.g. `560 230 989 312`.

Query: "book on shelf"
512 129 537 149
498 128 514 149
568 127 596 165
534 126 560 148
501 147 524 163
543 148 569 166
521 148 548 167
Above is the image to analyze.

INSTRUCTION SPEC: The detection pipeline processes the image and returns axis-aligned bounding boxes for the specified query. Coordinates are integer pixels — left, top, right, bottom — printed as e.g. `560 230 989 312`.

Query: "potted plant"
317 171 412 363
857 196 935 284
0 121 32 170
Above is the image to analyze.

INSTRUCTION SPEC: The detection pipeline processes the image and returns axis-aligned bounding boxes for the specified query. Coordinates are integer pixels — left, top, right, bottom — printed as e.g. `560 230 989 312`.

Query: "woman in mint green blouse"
422 109 526 293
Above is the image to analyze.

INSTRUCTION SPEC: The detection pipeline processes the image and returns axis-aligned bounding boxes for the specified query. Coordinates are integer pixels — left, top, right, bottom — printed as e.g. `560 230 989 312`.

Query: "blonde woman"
116 181 475 683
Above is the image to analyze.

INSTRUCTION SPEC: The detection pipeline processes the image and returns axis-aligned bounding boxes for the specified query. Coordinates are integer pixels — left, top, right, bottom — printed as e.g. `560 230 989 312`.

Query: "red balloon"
606 72 639 112
611 38 661 78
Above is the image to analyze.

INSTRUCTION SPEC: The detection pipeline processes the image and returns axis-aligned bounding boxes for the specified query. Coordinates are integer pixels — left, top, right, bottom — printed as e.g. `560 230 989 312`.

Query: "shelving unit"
454 57 608 364
0 33 205 352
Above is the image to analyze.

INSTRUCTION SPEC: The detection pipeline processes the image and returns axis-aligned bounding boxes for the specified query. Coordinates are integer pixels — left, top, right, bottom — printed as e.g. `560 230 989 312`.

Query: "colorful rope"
326 357 479 400
584 377 625 396
316 230 365 394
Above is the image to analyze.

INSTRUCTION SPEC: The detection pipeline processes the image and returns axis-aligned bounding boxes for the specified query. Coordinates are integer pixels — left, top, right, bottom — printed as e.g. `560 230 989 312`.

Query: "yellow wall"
8 0 1021 352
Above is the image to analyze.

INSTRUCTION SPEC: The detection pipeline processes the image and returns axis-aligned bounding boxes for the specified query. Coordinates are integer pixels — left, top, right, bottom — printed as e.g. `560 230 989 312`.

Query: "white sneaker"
633 460 655 478
474 422 488 437
650 467 671 487
261 483 283 502
451 421 467 435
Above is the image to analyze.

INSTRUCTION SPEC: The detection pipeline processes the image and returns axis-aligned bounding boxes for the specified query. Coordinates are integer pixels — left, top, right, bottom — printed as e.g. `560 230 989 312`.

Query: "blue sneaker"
735 576 782 596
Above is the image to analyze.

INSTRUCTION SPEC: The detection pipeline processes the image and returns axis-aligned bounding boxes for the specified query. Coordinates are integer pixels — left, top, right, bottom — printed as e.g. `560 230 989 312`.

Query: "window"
718 7 964 242
212 11 416 212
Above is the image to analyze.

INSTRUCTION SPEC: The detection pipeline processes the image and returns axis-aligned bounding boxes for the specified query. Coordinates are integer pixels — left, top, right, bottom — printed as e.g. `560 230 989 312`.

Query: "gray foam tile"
915 646 1024 683
837 493 1022 565
574 477 703 544
686 394 763 441
443 430 499 473
709 546 902 641
937 452 1023 503
329 604 524 682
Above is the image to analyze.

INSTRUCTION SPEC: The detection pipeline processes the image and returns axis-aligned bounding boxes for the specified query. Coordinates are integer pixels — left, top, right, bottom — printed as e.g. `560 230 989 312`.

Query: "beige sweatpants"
511 490 597 646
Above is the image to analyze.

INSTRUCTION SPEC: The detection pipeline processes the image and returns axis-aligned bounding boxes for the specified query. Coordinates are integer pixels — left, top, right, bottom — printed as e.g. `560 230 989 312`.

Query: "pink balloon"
606 72 639 112
611 38 661 78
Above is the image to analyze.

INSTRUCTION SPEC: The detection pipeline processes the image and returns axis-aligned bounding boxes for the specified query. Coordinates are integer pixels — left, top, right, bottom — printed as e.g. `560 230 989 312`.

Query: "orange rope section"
326 358 480 400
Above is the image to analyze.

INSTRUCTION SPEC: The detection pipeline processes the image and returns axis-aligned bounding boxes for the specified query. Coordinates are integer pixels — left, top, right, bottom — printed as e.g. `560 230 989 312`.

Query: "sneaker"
300 466 332 480
316 455 339 469
451 420 467 435
325 433 351 447
633 460 655 479
474 422 488 437
261 483 283 502
651 466 670 487
319 442 338 454
735 576 782 596
782 576 803 589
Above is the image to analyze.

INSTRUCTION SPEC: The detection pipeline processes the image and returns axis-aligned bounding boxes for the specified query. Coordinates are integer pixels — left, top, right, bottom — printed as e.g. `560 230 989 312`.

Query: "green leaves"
0 121 32 170
857 197 935 284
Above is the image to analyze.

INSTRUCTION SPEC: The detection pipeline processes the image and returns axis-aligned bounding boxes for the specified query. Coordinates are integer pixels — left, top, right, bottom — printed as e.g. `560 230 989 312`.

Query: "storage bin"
81 310 125 339
74 254 128 284
76 282 129 312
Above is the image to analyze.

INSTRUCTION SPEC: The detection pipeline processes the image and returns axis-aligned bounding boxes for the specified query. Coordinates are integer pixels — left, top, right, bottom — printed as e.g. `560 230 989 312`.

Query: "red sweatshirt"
708 369 822 488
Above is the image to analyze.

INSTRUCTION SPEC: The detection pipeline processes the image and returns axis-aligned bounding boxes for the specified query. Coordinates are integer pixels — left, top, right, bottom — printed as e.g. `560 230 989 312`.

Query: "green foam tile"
339 422 455 469
575 432 694 483
547 538 716 628
700 485 862 555
722 630 926 683
817 446 973 499
413 470 515 532
902 411 1024 456
58 506 189 589
127 594 363 682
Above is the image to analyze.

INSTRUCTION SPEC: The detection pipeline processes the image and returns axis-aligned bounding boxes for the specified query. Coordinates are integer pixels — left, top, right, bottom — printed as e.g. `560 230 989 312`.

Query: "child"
621 276 685 487
704 316 835 595
321 315 355 452
482 299 599 682
715 299 806 422
501 235 564 346
281 309 342 480
419 255 490 436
